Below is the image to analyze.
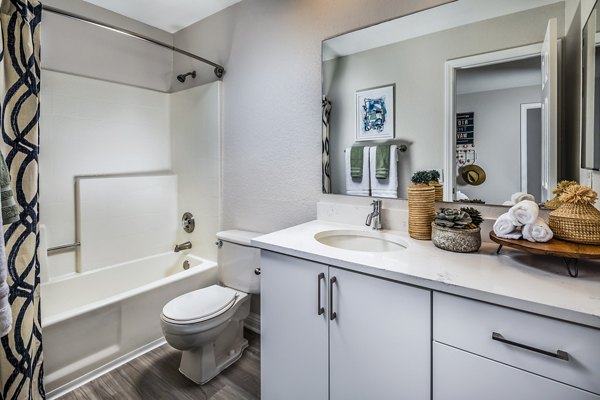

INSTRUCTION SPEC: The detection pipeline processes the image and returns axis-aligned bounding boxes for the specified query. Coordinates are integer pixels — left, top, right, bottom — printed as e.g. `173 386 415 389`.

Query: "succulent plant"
428 170 441 183
411 170 433 185
434 208 472 229
460 207 483 227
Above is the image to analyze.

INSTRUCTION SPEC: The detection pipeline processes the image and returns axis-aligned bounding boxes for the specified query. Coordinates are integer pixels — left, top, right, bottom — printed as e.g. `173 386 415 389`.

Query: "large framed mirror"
582 0 600 171
322 0 576 206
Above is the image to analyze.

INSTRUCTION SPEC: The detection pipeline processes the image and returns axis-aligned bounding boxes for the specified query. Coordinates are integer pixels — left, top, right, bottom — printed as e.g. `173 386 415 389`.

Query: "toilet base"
178 314 249 384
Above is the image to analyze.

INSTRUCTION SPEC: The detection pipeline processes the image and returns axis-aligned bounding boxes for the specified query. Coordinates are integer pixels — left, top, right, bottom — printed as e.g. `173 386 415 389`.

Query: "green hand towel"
350 146 364 178
375 145 391 179
0 153 19 225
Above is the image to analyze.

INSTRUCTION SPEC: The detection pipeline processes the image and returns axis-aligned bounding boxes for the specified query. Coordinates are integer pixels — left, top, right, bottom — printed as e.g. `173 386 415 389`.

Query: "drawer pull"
329 276 337 321
492 332 569 361
317 273 325 316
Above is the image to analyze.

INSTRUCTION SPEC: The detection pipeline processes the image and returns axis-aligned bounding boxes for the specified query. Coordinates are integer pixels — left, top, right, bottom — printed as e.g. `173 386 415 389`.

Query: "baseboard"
245 312 261 334
46 337 166 400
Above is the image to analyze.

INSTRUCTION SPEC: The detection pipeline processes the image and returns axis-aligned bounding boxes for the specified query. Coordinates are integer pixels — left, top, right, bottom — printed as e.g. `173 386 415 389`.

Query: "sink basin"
314 230 407 252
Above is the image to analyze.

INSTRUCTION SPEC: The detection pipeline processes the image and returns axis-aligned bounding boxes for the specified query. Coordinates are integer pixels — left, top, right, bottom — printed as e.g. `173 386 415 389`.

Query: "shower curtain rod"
42 5 226 79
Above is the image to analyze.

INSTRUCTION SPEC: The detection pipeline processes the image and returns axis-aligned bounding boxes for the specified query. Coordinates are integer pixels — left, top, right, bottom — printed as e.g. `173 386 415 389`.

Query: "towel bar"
47 242 80 254
345 144 407 153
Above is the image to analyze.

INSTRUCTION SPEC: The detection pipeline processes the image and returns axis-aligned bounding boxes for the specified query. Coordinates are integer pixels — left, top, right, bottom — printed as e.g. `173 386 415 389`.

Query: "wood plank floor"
59 330 260 400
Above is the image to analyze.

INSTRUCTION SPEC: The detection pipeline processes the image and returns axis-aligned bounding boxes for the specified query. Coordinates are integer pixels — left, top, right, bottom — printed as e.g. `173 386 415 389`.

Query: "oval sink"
314 230 407 252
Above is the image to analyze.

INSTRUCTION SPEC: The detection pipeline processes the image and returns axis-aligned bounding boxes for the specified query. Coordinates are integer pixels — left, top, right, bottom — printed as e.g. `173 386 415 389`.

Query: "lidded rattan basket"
544 180 577 210
548 185 600 245
408 184 435 240
429 181 443 202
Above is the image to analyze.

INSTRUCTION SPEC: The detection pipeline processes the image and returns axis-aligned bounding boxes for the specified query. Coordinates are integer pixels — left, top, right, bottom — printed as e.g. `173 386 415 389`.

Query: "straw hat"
460 165 486 186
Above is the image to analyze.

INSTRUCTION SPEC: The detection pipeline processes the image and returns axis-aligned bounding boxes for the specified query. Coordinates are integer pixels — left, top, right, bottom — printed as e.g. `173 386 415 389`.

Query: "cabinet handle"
317 273 325 315
492 332 569 361
329 276 337 320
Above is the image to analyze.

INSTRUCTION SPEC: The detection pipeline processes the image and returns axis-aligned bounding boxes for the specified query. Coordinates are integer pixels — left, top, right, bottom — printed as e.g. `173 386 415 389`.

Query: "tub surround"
252 205 600 329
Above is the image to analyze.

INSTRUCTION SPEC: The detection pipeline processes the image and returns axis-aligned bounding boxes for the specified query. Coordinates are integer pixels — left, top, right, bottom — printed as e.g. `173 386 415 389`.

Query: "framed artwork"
355 84 395 141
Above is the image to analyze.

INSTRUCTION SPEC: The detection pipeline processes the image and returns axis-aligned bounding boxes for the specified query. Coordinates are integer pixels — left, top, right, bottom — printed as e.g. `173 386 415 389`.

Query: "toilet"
160 230 261 384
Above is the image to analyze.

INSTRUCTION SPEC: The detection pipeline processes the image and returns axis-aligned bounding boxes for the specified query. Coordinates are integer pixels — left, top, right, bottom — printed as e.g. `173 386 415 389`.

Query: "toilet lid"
162 285 238 324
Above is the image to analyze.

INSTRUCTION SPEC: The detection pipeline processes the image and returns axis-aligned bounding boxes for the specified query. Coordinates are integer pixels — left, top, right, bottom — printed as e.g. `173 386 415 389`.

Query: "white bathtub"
41 252 218 398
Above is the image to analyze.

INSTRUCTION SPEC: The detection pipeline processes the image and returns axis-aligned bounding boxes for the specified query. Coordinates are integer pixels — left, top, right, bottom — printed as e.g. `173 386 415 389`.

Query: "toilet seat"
162 285 238 325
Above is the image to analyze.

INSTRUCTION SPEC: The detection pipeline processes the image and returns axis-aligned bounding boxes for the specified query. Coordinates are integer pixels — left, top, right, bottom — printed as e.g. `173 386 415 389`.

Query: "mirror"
322 0 572 205
582 0 600 171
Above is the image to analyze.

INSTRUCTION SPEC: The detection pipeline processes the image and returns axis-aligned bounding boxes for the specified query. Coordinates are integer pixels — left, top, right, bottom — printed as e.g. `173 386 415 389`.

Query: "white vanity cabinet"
433 293 600 399
261 251 431 400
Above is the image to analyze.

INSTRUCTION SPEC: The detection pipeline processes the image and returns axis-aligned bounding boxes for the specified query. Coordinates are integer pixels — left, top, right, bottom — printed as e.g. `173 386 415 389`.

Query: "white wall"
173 0 453 234
456 85 542 204
39 70 171 279
170 82 222 261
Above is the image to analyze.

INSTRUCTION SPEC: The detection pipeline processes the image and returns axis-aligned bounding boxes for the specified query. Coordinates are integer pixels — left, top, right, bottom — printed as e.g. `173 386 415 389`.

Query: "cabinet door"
261 251 329 400
329 267 431 400
434 342 600 400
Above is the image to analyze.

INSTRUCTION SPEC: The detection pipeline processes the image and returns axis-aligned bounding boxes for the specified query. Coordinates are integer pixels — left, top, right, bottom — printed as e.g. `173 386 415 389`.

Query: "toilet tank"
216 230 262 294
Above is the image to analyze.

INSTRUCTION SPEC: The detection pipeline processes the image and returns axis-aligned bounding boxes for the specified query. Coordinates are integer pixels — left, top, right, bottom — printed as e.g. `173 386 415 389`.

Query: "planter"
429 181 443 202
408 184 435 240
431 223 481 253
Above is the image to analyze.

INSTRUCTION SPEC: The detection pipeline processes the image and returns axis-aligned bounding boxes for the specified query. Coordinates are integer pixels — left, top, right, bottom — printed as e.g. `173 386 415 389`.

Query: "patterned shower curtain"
322 96 332 193
0 0 44 399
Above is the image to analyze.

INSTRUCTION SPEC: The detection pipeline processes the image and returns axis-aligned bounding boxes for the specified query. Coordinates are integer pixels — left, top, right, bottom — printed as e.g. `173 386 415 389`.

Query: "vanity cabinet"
433 293 600 399
261 251 431 400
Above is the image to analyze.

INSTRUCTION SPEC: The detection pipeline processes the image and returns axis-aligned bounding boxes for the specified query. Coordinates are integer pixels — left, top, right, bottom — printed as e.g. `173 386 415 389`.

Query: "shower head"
177 71 196 83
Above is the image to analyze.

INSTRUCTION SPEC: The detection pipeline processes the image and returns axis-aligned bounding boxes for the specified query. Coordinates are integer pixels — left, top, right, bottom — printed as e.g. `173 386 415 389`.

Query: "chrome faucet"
174 241 192 252
365 199 382 230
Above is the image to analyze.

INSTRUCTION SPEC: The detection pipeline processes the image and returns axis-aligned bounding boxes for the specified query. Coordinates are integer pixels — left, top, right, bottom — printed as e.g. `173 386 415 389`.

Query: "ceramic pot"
431 223 481 253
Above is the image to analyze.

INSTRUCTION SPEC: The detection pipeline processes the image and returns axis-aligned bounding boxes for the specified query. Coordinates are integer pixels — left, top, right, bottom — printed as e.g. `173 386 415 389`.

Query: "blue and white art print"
355 84 395 141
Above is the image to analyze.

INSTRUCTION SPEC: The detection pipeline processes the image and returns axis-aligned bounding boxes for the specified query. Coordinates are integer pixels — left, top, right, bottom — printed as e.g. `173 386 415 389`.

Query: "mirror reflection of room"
454 57 543 205
322 0 574 206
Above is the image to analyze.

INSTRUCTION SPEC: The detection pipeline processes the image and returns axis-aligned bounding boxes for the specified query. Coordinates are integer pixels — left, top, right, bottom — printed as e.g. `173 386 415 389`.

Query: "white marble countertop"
252 220 600 329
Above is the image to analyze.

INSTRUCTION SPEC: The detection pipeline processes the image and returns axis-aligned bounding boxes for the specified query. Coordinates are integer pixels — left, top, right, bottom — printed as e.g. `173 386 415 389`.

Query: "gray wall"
42 0 174 92
173 0 451 233
456 85 541 204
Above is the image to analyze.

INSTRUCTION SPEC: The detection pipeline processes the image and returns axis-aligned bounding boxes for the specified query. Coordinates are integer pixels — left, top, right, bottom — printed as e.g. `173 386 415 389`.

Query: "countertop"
252 220 600 329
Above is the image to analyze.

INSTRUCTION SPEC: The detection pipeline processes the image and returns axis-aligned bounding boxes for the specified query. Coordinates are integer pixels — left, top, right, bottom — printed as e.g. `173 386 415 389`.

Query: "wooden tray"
489 231 600 277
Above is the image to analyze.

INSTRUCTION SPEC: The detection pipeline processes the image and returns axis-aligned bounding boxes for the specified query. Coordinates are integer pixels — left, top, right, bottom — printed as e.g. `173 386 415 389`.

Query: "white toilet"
160 230 261 384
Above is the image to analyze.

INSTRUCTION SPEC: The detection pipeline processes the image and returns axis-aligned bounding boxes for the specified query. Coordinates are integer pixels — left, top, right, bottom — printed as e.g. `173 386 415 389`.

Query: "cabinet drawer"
434 342 600 400
433 292 600 394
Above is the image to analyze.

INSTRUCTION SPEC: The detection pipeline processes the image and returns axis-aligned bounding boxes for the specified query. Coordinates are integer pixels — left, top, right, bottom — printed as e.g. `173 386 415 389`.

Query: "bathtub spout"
174 241 192 252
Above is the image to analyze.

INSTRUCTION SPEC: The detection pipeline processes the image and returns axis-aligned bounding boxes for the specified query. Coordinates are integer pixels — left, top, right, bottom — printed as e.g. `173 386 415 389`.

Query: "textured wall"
174 0 451 234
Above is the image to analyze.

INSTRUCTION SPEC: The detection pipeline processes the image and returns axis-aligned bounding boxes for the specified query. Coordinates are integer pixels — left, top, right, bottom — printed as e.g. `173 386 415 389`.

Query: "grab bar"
47 242 80 254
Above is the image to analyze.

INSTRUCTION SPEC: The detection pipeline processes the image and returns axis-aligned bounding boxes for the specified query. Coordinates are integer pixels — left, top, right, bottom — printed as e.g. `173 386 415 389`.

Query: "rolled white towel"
508 200 539 225
493 213 522 239
510 192 535 204
522 217 553 243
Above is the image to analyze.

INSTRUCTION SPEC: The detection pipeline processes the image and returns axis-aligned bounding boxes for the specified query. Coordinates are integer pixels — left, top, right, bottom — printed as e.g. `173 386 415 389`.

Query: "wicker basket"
549 203 600 245
408 184 435 240
429 181 443 202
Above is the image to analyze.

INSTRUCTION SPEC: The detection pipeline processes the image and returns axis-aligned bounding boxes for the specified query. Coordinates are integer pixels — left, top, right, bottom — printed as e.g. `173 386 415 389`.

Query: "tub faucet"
174 241 192 252
365 199 382 230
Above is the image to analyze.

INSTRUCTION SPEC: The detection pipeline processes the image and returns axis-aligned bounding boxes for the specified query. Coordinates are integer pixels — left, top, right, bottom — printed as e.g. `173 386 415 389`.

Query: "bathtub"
41 252 218 398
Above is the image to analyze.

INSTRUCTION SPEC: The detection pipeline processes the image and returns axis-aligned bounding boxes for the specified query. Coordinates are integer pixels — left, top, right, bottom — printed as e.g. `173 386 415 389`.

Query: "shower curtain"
0 0 44 399
322 96 332 193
